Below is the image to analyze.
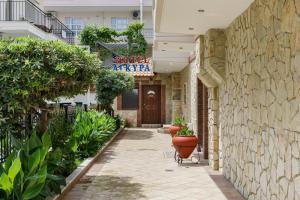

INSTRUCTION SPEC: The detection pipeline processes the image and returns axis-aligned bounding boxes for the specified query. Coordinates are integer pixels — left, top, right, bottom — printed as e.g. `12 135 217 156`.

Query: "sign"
113 56 152 73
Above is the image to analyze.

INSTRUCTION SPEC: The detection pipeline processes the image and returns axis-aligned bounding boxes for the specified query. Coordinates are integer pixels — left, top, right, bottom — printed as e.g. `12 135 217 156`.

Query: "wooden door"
142 85 161 124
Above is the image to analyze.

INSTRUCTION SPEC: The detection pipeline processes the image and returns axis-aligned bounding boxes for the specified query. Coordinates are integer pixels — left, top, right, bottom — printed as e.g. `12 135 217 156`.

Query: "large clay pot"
168 125 182 137
172 136 198 158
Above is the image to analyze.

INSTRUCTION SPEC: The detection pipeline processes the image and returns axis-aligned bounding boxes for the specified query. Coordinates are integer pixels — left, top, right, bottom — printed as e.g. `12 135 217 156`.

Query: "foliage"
96 69 134 111
80 22 148 60
0 37 102 133
72 110 117 158
121 22 147 56
0 132 65 200
176 127 194 137
46 111 78 176
173 117 186 126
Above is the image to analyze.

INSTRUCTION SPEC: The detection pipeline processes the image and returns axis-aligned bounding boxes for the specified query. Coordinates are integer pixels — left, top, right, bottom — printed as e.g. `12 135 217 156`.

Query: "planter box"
50 128 124 200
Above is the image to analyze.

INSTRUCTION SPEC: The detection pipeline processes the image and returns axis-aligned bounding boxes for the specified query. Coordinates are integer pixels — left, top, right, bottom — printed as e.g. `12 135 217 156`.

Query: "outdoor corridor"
63 128 244 200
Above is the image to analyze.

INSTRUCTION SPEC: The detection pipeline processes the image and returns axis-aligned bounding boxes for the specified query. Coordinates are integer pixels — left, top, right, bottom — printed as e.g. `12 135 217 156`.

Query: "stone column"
208 87 219 170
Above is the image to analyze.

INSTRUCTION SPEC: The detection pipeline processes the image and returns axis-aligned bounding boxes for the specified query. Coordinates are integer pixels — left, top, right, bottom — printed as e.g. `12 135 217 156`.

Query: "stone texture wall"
180 60 199 133
219 0 300 199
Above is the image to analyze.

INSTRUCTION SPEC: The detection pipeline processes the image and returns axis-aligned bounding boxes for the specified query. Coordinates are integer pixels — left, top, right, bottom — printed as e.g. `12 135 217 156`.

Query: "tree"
96 69 134 114
0 37 102 134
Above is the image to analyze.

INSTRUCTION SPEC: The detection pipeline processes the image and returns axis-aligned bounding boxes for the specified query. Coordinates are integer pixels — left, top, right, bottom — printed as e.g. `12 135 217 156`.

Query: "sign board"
113 56 153 74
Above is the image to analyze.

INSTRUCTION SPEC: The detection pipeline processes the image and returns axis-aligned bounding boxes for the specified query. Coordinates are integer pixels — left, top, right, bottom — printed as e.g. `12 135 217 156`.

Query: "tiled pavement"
63 128 244 200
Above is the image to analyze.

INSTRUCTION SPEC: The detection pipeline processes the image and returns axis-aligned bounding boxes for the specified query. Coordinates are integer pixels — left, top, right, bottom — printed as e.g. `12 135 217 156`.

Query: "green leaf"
28 149 40 174
8 157 21 182
42 132 51 149
21 182 45 200
0 172 12 193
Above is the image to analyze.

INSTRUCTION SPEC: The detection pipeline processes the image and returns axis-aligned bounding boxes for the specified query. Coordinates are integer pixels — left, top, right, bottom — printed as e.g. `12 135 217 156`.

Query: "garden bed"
51 127 124 200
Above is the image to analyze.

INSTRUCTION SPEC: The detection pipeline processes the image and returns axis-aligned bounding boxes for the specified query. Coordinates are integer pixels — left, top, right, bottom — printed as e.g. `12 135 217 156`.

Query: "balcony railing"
142 28 153 38
0 0 74 44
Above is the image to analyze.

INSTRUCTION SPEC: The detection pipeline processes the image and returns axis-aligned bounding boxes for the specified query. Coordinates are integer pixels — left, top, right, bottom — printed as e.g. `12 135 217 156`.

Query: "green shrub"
176 127 194 137
0 132 65 200
0 37 102 134
46 111 78 177
72 110 116 158
173 117 185 126
96 69 134 113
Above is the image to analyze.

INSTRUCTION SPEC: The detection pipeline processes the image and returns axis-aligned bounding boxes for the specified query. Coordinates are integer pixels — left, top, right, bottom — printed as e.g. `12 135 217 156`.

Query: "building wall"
55 11 153 29
179 60 198 133
113 74 172 127
216 0 300 199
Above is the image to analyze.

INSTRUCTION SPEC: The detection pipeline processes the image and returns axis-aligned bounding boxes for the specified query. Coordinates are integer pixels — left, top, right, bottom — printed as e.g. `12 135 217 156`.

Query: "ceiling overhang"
153 0 254 73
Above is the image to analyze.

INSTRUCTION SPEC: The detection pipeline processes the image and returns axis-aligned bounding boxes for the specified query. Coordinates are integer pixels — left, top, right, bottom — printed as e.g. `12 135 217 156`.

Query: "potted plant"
168 117 185 137
172 127 198 159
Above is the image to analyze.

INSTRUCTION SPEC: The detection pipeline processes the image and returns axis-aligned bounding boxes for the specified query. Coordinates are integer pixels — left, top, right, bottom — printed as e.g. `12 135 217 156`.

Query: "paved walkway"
63 128 244 200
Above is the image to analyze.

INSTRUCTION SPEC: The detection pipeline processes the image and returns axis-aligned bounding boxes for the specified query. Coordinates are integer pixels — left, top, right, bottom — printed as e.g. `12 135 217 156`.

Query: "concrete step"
157 124 171 134
141 124 161 128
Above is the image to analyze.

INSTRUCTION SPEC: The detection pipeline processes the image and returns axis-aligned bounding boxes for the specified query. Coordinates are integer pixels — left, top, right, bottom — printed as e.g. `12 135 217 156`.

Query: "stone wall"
180 60 199 133
219 0 300 199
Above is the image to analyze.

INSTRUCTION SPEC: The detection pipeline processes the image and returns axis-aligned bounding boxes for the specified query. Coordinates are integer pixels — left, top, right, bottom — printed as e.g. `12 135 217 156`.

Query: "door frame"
137 80 166 127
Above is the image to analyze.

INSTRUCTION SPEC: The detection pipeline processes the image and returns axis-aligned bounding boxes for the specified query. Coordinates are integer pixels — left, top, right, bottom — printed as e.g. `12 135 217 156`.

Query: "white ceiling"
153 0 254 73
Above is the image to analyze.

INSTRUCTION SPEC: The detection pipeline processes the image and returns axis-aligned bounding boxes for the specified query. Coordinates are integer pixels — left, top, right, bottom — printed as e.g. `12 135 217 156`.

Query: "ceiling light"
188 27 194 31
162 50 166 52
164 42 168 45
198 9 205 13
179 47 183 50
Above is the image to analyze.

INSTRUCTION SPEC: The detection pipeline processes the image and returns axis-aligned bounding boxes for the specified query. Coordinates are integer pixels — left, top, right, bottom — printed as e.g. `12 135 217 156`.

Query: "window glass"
65 17 83 36
122 88 138 109
111 17 128 31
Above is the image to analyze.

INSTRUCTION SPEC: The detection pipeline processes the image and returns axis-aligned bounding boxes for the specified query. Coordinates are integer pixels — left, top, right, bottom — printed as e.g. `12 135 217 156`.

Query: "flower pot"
168 125 182 137
172 136 198 158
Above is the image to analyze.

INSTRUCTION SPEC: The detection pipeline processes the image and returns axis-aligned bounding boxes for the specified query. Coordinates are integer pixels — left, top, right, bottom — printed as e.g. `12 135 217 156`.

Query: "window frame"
119 87 139 110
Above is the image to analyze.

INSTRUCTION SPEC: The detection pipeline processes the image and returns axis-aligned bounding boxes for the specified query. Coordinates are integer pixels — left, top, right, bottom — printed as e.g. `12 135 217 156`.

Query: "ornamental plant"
0 132 65 200
173 117 185 126
0 37 102 134
80 22 147 60
176 127 194 137
96 69 134 113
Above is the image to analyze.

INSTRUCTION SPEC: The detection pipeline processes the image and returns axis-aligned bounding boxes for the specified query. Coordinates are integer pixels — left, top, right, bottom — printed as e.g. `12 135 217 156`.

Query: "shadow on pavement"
122 129 154 140
88 175 146 199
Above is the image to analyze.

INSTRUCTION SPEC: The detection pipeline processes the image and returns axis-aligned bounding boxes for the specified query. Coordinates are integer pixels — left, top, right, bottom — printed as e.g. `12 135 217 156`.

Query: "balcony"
0 0 74 44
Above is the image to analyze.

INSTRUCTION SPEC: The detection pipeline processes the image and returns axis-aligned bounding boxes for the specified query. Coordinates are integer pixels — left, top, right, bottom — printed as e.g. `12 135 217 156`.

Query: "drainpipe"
140 0 143 23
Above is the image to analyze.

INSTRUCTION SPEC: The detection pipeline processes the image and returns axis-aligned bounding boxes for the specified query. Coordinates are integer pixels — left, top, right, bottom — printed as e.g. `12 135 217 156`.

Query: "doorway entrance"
141 85 161 124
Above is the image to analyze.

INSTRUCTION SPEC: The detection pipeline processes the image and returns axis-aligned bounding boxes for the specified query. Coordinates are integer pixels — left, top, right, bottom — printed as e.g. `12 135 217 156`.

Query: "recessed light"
179 47 183 50
164 42 168 45
198 9 205 13
162 49 166 52
188 27 194 31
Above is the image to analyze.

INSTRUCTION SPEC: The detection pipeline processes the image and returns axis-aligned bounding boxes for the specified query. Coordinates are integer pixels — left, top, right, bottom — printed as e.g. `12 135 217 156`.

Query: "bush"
96 69 134 112
72 110 116 158
0 132 65 200
0 37 102 134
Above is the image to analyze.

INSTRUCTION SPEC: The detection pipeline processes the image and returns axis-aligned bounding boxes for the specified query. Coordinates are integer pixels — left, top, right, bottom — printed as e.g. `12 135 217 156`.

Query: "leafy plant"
0 132 65 200
72 110 116 158
46 111 78 177
173 117 185 126
0 37 102 135
80 22 147 60
96 69 134 113
176 127 194 137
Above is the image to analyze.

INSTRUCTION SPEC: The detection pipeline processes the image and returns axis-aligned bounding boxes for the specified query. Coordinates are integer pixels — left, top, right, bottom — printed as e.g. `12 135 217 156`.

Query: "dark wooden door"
142 85 161 124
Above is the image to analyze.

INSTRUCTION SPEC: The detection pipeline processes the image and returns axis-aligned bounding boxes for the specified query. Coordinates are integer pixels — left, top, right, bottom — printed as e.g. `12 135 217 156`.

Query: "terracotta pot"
168 125 182 137
172 136 198 158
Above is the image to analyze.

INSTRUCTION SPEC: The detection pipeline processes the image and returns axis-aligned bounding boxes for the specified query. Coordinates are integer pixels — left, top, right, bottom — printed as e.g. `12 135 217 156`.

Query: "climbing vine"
79 22 148 61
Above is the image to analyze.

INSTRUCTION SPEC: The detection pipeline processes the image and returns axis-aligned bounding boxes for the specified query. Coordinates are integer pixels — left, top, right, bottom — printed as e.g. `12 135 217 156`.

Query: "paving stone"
63 128 244 200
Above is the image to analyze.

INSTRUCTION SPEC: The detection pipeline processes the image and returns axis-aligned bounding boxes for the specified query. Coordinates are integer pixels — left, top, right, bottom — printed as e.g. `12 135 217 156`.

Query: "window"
111 18 128 31
65 17 83 36
121 88 139 109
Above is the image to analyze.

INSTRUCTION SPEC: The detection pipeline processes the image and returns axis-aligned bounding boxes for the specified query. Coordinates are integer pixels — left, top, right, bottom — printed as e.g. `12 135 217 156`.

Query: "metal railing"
0 0 74 44
0 130 12 163
142 28 153 38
